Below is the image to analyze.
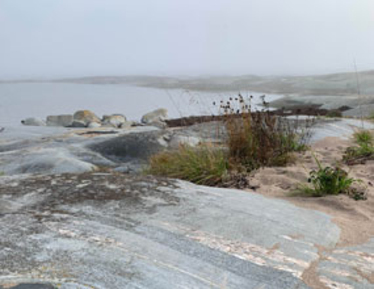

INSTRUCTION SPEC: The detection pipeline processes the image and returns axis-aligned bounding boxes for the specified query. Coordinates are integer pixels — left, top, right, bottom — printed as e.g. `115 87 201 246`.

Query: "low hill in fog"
2 70 374 97
53 70 374 96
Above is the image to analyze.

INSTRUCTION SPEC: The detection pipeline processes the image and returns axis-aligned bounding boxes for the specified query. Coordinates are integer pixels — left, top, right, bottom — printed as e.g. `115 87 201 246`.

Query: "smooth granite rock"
0 173 341 289
73 110 101 126
21 118 46 126
141 108 168 125
46 114 73 127
102 114 127 128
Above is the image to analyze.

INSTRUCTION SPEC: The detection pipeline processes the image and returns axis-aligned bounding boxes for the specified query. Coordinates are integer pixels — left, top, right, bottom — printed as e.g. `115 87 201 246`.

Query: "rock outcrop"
0 172 343 289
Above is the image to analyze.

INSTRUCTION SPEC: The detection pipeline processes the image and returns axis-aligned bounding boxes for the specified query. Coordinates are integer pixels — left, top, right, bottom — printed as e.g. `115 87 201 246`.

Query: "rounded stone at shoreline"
102 114 127 128
73 110 101 126
141 108 168 125
21 117 46 126
46 114 73 127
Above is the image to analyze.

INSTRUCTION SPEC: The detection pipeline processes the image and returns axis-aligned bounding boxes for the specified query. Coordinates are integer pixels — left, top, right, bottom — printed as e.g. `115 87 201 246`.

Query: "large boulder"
73 110 101 127
21 118 46 126
89 130 168 164
102 114 127 128
46 114 73 127
141 108 168 126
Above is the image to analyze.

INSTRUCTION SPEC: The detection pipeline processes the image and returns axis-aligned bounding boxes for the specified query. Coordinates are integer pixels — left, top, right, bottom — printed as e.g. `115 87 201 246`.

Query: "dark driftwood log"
166 107 329 128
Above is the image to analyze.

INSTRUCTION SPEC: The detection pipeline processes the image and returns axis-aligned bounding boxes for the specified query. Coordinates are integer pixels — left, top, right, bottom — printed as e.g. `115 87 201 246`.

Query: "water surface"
0 82 282 127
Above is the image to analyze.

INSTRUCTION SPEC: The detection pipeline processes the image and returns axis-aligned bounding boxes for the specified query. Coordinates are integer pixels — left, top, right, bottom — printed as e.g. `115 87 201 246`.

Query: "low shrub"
221 95 311 171
325 109 342 118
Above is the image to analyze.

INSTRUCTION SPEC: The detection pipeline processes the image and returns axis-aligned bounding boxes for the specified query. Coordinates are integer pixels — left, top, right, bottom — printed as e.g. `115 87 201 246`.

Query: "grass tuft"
354 130 373 146
146 144 229 186
343 130 374 165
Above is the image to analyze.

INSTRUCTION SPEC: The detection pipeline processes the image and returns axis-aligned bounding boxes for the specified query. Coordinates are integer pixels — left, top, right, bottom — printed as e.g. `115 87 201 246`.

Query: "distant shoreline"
1 71 374 118
1 70 374 97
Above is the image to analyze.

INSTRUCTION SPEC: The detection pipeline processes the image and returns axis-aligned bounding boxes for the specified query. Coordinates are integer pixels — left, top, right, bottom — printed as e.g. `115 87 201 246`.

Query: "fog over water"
0 83 283 126
1 0 374 79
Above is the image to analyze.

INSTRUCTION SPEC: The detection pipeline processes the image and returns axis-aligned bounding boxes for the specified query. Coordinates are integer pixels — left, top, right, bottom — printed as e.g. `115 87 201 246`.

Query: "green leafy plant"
295 154 363 198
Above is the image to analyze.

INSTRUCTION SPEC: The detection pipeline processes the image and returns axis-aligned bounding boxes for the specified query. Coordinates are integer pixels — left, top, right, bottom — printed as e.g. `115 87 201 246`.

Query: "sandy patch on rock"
249 136 374 248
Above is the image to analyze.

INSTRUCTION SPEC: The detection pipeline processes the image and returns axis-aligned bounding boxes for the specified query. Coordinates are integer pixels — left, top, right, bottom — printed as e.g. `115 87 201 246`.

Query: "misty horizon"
1 0 374 79
3 69 374 82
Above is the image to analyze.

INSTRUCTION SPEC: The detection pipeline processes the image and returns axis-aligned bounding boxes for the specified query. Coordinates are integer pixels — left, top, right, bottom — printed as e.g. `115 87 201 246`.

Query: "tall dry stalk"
353 59 365 129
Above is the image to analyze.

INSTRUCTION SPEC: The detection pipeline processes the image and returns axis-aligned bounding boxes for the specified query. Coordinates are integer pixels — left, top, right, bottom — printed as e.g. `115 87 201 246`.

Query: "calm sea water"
0 83 283 127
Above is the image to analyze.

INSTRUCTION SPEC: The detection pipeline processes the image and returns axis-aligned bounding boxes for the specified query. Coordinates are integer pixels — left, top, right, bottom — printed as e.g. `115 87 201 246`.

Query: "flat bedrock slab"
0 173 341 289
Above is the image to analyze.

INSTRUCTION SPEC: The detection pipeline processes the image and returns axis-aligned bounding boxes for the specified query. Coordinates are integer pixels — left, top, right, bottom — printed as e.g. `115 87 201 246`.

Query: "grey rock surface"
46 114 73 127
88 129 169 164
87 121 101 128
310 118 374 142
316 239 374 288
21 118 46 126
0 120 374 288
0 284 56 289
343 104 374 118
0 126 158 176
0 173 341 289
0 148 97 175
1 118 373 177
71 120 87 128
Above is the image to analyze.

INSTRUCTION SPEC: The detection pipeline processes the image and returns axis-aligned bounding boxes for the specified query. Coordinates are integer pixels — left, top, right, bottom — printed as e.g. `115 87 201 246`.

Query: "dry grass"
147 94 312 186
146 144 229 186
221 95 309 172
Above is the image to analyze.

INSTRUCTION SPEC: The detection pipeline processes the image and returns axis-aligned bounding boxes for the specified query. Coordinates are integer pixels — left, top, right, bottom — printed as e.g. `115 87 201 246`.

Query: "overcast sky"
1 0 374 78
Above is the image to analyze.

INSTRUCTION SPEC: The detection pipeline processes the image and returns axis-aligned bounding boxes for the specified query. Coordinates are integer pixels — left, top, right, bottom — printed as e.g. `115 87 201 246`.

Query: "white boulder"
21 118 46 126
